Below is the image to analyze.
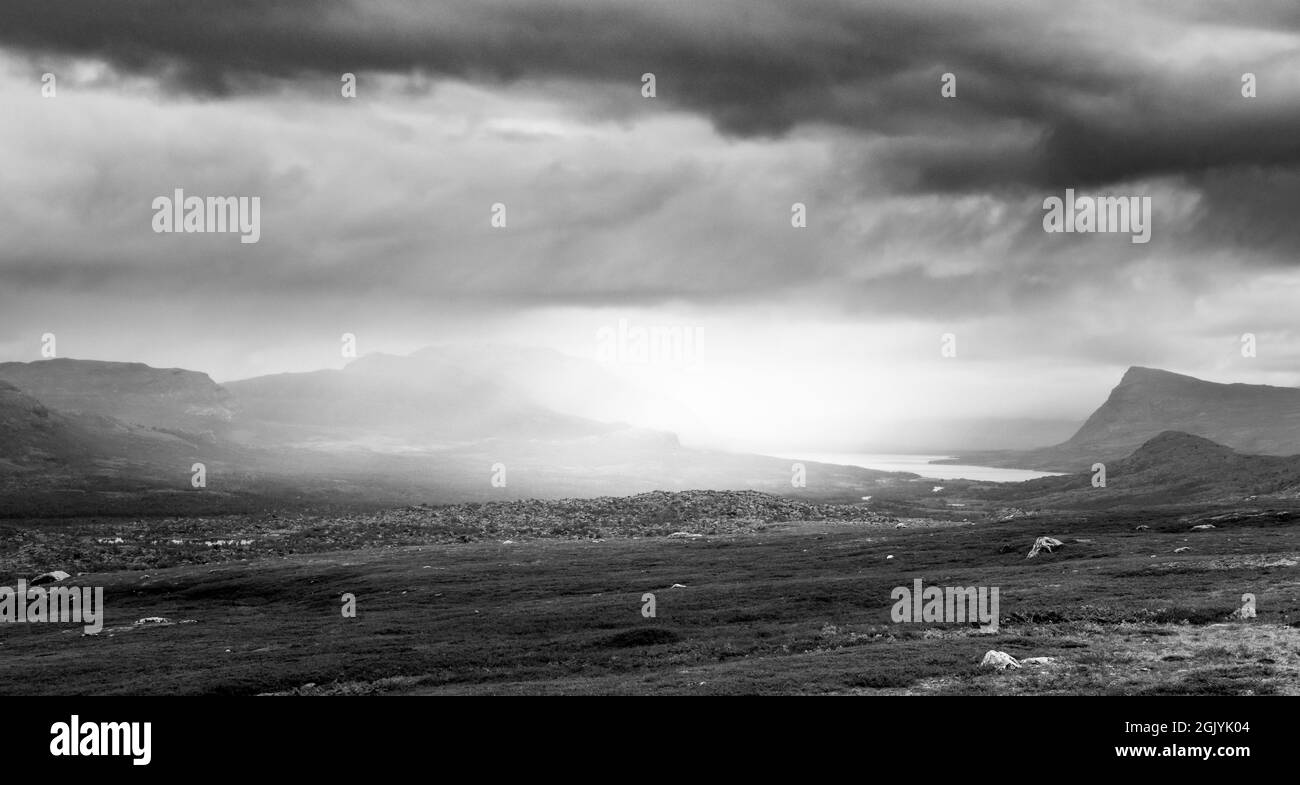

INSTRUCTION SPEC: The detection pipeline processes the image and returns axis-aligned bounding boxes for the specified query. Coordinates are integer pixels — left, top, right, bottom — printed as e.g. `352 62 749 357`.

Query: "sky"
1 0 1299 452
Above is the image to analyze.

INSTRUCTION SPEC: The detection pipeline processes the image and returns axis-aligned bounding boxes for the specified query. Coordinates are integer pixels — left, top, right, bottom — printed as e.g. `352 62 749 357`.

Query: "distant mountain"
222 348 628 446
991 431 1300 507
0 349 907 513
943 367 1300 471
0 358 234 438
0 378 203 466
404 344 706 438
220 346 904 502
0 376 235 516
0 379 93 468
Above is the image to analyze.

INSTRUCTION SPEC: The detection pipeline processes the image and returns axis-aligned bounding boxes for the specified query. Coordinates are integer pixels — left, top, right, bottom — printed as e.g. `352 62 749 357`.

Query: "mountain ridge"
981 429 1300 508
942 366 1300 471
0 358 235 438
0 353 903 512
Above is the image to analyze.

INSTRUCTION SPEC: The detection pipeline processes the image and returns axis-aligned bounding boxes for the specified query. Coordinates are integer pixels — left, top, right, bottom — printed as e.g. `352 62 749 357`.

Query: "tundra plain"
2 489 1295 696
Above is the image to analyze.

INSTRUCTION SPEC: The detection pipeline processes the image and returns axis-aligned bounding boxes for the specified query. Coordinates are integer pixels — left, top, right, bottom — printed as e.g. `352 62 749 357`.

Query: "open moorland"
2 490 1295 696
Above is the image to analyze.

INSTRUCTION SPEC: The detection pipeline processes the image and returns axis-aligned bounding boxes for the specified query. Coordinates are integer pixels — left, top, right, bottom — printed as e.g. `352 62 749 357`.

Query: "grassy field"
1 501 1296 695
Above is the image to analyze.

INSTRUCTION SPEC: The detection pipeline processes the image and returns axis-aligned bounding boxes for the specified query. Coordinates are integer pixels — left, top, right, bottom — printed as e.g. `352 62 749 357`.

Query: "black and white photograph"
0 0 1294 760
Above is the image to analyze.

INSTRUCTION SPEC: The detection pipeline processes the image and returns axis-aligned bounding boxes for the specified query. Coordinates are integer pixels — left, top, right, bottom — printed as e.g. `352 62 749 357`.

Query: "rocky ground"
0 490 899 581
1 490 1295 696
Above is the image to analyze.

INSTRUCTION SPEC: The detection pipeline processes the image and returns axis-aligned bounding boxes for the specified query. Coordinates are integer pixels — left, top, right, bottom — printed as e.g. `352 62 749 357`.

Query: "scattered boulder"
894 522 907 529
1191 524 1216 530
669 583 687 589
1229 604 1257 620
1026 536 1064 559
1135 525 1150 530
980 650 1021 670
1174 546 1190 553
1019 657 1057 666
30 571 71 585
134 617 171 626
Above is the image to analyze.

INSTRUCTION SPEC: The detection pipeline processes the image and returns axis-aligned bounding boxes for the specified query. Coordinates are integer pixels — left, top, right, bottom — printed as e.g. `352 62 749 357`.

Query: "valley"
1 353 1298 696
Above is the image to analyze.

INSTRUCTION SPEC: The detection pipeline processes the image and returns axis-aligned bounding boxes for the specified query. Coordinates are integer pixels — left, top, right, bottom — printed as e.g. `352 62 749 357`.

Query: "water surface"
786 452 1063 482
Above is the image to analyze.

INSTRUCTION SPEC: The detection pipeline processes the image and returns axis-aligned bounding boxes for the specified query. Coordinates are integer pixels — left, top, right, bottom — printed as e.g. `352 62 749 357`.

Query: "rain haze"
1 1 1298 453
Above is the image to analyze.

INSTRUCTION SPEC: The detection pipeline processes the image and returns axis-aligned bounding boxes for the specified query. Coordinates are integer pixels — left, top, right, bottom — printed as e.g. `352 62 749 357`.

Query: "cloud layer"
1 1 1298 446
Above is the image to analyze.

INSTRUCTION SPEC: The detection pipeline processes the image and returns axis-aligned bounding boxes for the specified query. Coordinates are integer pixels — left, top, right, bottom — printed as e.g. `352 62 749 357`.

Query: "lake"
782 452 1064 482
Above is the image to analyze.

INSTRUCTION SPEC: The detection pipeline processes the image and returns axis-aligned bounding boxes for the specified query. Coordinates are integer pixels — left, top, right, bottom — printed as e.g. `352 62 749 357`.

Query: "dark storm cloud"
1179 168 1300 261
3 0 1298 191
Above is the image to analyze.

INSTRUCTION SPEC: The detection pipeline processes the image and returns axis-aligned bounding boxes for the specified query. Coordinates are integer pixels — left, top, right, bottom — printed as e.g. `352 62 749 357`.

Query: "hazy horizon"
5 345 1295 456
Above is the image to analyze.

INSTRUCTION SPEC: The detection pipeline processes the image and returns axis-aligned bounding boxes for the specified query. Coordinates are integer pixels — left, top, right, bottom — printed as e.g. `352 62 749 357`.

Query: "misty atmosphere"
1 1 1298 707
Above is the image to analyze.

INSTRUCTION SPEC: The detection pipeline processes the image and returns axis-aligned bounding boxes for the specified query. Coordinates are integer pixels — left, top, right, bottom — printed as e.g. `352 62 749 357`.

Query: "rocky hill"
944 367 1300 471
989 431 1300 507
0 358 234 438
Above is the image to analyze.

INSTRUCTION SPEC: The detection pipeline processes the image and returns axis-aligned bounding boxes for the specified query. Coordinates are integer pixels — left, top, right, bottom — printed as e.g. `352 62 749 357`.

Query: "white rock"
980 650 1021 669
1026 536 1064 558
30 570 71 585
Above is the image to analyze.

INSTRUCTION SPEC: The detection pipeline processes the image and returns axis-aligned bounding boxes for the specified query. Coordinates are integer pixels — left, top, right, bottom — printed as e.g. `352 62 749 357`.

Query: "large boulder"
980 650 1021 670
1026 536 1063 559
30 570 71 585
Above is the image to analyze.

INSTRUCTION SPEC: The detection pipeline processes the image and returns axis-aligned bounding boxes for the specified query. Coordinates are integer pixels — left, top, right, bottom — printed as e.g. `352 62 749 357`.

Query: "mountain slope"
989 431 1300 507
0 378 234 513
945 367 1300 471
223 349 624 446
0 358 234 438
1 349 908 512
0 379 90 468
